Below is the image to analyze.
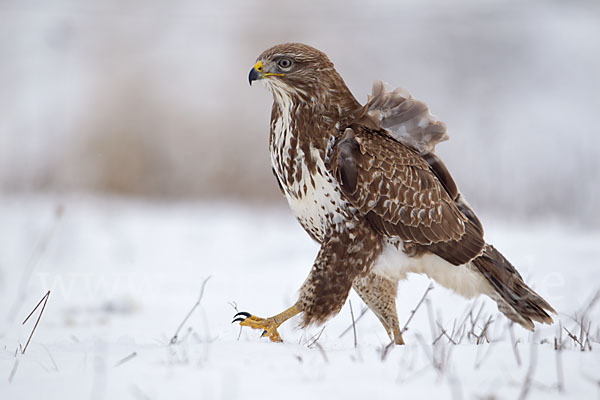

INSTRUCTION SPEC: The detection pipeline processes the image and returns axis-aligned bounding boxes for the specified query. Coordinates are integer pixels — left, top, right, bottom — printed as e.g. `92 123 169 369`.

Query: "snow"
0 195 599 399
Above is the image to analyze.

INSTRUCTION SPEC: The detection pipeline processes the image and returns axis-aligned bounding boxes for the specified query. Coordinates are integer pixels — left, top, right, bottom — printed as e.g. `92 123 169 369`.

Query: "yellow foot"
232 312 283 343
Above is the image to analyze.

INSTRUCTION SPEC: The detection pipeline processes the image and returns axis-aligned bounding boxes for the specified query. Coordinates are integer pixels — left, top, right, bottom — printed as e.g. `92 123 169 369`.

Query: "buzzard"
233 43 554 344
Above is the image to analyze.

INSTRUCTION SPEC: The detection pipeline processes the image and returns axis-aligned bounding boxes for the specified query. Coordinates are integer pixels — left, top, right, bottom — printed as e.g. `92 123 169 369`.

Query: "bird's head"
249 43 356 109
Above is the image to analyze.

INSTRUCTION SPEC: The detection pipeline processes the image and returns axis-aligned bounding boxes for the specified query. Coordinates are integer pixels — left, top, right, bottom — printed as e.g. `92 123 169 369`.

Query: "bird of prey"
233 43 555 344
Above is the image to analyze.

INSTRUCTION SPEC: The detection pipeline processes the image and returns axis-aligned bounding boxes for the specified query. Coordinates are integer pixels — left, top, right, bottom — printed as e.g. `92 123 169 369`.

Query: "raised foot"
232 311 283 343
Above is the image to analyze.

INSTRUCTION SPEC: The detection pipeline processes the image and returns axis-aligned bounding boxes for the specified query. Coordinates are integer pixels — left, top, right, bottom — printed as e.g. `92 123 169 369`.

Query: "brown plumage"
237 42 554 343
329 127 486 266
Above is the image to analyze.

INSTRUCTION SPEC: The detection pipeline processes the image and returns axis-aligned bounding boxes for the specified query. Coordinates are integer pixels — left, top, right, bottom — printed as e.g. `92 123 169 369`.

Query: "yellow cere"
253 60 285 78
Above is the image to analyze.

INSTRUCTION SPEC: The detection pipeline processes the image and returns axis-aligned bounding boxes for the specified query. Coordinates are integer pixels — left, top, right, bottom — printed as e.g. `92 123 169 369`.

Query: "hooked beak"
248 64 261 86
248 60 285 86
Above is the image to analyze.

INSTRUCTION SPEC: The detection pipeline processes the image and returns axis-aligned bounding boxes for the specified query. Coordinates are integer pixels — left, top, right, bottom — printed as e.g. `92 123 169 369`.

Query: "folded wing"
329 127 484 266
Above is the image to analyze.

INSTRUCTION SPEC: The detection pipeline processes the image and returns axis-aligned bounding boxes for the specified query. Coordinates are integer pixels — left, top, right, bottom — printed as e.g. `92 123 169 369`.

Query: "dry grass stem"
170 276 211 345
433 322 457 345
314 342 329 363
8 359 20 383
348 299 358 348
8 206 63 321
228 302 243 341
42 344 59 372
21 290 51 354
517 334 539 400
380 341 395 361
338 305 368 338
563 327 584 349
307 326 326 348
474 342 495 369
555 339 564 393
471 316 494 345
416 333 454 376
425 298 437 341
114 352 138 368
508 322 522 367
401 283 434 334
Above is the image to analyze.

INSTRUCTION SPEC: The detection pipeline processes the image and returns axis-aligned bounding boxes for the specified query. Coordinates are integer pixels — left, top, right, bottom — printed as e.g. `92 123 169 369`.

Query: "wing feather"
352 81 449 154
329 127 484 266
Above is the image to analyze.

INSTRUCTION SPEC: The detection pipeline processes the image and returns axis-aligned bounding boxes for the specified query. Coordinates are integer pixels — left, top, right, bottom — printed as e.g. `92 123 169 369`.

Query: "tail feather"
473 244 556 330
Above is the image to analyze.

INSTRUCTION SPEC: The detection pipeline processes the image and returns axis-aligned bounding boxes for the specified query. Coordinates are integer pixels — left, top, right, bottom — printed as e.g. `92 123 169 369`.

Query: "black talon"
232 311 252 323
261 330 268 337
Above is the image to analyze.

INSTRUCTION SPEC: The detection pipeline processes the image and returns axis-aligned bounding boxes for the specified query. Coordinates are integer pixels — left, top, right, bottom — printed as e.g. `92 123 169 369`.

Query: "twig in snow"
584 321 593 351
563 327 584 349
517 332 539 400
425 298 437 341
474 341 495 369
170 276 211 345
379 284 434 362
21 290 51 354
508 322 522 367
449 319 457 342
42 344 59 371
348 299 358 348
313 342 329 363
114 352 137 368
401 283 434 335
455 300 479 343
416 333 453 375
8 359 19 383
467 302 486 341
562 288 600 352
433 322 457 345
471 315 494 345
228 302 243 341
554 321 565 350
338 305 368 338
380 341 395 361
378 284 435 362
555 336 564 393
580 288 600 318
306 326 326 348
7 205 63 321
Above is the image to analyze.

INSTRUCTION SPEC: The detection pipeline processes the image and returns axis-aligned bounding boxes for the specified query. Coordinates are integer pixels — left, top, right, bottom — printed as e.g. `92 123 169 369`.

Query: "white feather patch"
373 239 492 299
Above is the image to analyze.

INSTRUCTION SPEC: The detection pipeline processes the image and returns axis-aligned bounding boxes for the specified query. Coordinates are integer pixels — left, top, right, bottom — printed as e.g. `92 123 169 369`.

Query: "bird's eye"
278 58 292 69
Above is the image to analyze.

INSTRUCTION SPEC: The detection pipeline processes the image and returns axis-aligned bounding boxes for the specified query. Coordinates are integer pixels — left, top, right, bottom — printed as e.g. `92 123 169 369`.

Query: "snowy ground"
0 195 599 399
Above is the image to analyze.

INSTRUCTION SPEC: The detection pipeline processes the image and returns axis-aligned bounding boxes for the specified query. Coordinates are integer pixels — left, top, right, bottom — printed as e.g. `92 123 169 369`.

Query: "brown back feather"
330 127 484 265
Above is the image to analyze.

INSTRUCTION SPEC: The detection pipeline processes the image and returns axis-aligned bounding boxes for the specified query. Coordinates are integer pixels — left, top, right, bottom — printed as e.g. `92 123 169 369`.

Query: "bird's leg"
232 303 301 343
353 272 404 345
234 222 382 343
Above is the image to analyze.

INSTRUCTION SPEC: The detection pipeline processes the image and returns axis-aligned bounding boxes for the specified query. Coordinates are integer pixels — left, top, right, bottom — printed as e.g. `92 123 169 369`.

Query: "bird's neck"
308 78 361 124
270 77 361 138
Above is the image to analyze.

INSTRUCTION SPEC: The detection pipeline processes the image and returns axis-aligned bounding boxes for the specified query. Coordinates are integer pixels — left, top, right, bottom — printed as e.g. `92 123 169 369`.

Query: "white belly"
373 239 492 299
284 155 349 242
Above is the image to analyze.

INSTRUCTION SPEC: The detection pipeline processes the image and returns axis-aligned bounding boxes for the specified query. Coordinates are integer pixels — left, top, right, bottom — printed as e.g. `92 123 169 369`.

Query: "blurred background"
1 3 599 397
1 0 599 226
